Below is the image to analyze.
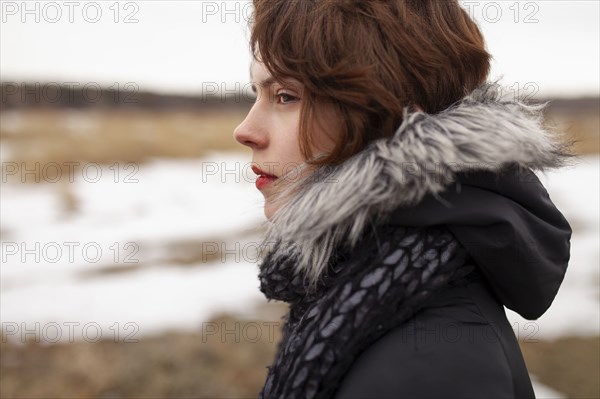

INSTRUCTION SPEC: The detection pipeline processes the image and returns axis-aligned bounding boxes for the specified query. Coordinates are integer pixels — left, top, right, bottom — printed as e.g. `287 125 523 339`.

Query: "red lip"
251 165 278 190
255 175 277 190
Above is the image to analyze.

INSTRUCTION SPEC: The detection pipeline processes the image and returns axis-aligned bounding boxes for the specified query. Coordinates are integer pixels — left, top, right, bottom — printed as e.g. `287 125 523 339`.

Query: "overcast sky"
1 0 598 98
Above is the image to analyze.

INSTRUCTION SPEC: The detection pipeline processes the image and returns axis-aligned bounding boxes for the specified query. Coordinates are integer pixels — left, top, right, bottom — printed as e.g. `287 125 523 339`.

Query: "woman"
234 1 576 398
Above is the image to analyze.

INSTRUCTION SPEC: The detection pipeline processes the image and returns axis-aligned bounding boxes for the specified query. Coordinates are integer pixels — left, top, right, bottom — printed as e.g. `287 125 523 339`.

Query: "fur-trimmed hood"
258 82 576 320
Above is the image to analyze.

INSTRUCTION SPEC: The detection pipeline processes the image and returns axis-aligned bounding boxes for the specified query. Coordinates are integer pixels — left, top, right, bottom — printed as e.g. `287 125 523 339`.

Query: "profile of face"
234 61 339 220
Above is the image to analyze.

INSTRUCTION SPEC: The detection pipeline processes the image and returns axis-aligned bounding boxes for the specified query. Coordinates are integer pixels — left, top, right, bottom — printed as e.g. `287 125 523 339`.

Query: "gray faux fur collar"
258 82 574 290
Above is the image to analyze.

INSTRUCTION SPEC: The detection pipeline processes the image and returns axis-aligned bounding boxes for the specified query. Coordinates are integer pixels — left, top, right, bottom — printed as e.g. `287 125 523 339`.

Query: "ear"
408 103 424 113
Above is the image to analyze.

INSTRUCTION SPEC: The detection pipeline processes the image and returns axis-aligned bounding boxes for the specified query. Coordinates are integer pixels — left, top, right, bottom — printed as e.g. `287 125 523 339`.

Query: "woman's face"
234 61 338 220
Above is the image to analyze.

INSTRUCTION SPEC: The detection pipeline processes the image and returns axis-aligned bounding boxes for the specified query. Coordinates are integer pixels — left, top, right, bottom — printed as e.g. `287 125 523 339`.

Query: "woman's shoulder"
333 276 517 399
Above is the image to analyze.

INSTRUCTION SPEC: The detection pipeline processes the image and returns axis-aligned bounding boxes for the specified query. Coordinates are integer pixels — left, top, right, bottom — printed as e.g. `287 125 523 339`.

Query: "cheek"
275 110 304 164
311 106 342 154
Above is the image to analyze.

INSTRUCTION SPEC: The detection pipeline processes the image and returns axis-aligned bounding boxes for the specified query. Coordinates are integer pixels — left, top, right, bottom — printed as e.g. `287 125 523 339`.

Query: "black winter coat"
256 83 575 399
334 165 572 398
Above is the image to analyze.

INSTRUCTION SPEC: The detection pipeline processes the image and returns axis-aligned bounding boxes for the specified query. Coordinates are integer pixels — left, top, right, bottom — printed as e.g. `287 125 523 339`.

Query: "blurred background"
0 1 598 398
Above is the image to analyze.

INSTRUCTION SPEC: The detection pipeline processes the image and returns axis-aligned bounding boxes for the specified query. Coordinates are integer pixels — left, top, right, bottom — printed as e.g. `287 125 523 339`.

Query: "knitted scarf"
258 224 475 398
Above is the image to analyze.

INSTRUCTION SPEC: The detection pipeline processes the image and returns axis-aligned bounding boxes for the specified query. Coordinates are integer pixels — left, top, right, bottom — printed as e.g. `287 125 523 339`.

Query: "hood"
388 165 573 320
259 82 577 320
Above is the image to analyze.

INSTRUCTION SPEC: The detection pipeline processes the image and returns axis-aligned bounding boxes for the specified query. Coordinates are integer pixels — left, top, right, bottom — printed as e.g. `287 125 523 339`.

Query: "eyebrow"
250 76 277 94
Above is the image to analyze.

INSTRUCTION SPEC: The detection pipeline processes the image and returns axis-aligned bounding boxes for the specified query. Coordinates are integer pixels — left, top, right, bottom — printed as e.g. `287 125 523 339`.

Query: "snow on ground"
0 153 598 344
1 152 268 342
530 374 566 399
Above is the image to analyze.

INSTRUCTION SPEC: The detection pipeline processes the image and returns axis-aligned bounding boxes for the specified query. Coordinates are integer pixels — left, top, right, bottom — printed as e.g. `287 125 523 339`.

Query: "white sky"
1 0 599 98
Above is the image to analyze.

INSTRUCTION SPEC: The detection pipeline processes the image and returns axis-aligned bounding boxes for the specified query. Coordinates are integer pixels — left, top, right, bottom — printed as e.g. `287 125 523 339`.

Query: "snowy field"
1 152 268 341
1 153 598 347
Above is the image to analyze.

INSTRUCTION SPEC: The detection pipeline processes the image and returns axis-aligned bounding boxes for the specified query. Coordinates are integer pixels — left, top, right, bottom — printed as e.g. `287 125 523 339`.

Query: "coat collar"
258 82 575 291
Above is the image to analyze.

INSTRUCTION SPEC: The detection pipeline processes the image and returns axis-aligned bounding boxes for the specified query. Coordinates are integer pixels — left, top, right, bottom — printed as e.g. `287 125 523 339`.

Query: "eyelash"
276 91 299 104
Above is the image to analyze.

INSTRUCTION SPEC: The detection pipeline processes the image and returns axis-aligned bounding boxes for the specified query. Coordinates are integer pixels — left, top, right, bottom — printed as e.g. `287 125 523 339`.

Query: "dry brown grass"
0 305 289 399
1 108 251 183
520 336 600 399
545 109 600 156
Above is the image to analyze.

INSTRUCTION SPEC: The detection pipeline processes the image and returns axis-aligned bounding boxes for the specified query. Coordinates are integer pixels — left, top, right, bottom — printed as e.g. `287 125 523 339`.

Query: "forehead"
250 61 270 82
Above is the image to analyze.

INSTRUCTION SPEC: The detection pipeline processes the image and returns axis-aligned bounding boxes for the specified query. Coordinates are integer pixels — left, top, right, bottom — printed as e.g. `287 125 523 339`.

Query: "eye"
276 91 299 104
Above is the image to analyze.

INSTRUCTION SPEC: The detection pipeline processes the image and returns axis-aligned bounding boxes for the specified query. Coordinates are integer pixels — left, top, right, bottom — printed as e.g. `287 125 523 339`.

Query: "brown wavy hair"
250 0 492 166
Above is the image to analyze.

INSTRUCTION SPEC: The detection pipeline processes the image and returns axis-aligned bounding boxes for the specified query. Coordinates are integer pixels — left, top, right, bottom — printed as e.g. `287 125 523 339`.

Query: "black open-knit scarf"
257 224 475 399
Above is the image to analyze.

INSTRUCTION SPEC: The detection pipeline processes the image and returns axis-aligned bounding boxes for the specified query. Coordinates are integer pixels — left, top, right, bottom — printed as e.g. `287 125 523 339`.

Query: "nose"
233 106 267 149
